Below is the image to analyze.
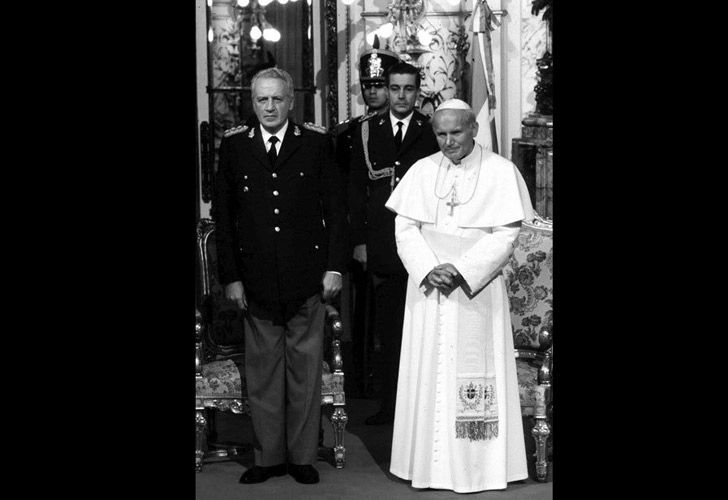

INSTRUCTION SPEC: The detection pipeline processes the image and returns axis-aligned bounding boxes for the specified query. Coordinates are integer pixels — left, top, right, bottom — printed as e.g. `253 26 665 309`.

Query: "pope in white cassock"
385 99 535 493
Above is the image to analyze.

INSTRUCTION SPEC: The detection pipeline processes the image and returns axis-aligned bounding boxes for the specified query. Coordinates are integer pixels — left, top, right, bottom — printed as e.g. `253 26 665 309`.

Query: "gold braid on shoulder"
361 119 396 192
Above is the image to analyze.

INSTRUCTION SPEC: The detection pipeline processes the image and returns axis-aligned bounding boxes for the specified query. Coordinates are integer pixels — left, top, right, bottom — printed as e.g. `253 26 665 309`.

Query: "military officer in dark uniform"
214 67 348 485
348 61 440 425
335 46 400 397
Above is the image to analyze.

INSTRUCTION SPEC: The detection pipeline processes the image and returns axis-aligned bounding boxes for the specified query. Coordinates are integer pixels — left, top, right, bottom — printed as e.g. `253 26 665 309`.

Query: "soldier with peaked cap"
334 42 401 397
335 42 401 181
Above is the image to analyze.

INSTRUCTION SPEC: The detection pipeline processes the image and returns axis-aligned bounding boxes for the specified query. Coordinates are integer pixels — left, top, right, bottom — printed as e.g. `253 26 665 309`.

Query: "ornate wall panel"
343 0 470 120
519 0 548 116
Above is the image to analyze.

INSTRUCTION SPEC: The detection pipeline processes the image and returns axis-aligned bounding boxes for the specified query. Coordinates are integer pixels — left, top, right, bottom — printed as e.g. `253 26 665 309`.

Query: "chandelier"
363 0 440 61
206 0 307 46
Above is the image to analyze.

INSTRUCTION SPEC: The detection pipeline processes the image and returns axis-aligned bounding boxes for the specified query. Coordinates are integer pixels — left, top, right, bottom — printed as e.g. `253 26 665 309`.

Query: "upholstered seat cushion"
196 359 244 398
197 359 337 399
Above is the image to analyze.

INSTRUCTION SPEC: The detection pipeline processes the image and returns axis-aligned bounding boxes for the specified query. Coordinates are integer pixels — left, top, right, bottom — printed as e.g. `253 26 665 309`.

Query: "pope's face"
387 72 418 119
432 109 479 164
252 77 294 134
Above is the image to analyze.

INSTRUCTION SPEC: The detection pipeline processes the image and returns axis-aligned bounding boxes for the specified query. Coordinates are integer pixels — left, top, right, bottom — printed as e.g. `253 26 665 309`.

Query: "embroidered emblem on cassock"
455 377 498 441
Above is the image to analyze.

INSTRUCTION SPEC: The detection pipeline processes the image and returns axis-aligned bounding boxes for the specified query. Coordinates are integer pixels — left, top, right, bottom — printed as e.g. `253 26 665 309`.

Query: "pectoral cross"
445 189 460 216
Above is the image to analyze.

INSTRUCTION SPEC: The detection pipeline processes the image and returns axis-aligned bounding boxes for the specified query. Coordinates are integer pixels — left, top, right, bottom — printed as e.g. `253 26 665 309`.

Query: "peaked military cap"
359 47 400 83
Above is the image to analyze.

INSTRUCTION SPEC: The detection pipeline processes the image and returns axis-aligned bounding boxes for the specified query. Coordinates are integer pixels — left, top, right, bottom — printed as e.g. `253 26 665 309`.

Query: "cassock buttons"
273 190 279 196
299 172 304 177
394 161 400 166
395 177 400 182
272 172 278 178
274 226 280 232
243 186 249 192
314 244 319 250
274 208 280 214
244 175 248 180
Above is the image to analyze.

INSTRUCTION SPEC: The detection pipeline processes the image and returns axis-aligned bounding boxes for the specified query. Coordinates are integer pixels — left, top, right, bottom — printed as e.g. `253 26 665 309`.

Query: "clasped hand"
426 263 462 295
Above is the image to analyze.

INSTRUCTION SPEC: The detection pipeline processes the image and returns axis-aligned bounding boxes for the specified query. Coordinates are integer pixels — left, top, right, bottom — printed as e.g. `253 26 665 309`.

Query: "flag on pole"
468 0 499 153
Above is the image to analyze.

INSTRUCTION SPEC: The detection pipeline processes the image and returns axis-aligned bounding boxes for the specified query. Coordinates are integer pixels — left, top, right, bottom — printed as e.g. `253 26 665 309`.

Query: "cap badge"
367 52 384 78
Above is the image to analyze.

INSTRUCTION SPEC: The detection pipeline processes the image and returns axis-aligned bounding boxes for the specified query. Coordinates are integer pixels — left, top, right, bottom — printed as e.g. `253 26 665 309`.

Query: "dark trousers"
243 293 324 466
371 272 408 415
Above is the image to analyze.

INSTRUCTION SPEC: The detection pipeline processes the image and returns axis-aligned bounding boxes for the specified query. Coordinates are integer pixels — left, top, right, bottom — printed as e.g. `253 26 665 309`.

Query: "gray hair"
250 67 295 101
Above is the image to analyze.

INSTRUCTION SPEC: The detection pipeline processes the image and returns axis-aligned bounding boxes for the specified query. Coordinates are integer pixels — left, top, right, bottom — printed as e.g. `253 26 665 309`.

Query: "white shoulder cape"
385 146 535 227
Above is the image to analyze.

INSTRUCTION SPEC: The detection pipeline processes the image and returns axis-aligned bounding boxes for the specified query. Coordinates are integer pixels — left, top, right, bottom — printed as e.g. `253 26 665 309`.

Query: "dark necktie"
394 121 403 150
267 136 279 168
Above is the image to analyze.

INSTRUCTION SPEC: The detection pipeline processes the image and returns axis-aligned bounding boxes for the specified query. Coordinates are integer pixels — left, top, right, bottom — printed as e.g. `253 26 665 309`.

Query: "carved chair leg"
330 406 348 469
195 409 207 472
531 415 551 482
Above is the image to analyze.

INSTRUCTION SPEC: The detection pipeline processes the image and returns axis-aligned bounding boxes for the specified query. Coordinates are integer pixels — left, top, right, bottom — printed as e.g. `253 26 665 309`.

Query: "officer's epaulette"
358 111 379 123
302 122 328 134
223 124 249 137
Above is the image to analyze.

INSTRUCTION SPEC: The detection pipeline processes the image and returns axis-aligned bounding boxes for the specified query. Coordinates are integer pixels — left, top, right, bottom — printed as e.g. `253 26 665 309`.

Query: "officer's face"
387 73 418 119
432 109 479 164
252 77 294 134
361 81 388 112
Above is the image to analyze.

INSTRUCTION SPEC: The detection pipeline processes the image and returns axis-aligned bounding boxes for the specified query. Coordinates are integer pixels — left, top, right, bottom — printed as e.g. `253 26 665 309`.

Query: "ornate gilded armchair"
503 213 553 482
195 218 347 472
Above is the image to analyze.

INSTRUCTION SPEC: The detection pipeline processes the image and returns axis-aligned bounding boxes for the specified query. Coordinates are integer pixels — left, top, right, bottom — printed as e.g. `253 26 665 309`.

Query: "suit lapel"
375 115 397 159
248 126 270 171
275 122 303 169
398 112 426 155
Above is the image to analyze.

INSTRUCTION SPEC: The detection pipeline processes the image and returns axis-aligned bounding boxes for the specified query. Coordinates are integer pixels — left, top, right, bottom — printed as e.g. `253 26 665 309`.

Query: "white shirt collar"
260 120 289 151
390 111 414 136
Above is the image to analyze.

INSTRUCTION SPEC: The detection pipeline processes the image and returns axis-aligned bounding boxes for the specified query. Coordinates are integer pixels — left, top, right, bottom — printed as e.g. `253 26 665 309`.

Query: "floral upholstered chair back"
504 214 553 350
502 214 553 417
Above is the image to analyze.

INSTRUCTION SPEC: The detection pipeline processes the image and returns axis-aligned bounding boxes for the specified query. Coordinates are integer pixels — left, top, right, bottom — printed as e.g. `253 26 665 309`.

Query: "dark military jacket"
334 111 379 185
213 121 348 317
348 110 439 276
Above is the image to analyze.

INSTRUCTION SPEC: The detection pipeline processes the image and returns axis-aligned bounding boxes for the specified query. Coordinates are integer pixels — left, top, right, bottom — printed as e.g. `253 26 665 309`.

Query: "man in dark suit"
214 67 348 485
348 61 440 425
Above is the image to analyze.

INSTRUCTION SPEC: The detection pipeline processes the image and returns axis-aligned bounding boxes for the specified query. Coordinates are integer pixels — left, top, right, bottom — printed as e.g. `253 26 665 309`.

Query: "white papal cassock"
385 143 534 493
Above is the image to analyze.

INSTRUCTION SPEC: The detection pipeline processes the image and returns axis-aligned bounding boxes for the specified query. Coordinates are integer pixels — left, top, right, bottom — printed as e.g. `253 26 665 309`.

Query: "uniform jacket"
348 110 439 276
214 121 348 315
335 111 382 193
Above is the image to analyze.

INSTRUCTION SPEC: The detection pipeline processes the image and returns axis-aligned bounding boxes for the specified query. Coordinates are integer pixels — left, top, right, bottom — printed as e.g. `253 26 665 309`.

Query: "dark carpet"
195 397 553 499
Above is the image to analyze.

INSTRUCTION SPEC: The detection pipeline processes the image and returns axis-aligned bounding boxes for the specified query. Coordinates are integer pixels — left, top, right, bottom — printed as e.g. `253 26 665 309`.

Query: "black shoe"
365 410 393 425
288 464 320 484
239 464 287 484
